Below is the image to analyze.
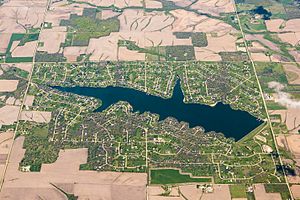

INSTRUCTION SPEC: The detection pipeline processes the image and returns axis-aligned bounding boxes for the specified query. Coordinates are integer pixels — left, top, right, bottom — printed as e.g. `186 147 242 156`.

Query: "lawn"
150 169 211 185
229 184 247 198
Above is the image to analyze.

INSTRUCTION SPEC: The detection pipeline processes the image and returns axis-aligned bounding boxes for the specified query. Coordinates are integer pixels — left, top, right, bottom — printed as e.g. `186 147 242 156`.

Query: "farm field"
10 61 282 186
150 169 212 185
1 0 300 199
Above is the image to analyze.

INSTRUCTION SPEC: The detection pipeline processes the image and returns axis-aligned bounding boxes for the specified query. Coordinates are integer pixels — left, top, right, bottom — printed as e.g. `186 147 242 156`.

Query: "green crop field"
150 169 212 185
229 184 247 198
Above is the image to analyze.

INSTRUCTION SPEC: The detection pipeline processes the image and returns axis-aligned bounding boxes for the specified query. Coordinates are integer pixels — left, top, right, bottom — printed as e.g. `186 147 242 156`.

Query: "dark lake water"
251 6 272 20
54 80 262 141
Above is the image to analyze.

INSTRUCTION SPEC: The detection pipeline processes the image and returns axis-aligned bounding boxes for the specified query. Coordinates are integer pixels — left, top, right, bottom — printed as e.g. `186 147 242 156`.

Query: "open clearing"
0 105 19 125
269 109 300 133
201 185 231 200
147 184 232 200
0 33 12 54
38 27 67 54
265 19 300 60
179 185 203 199
11 41 37 58
190 0 235 16
283 64 300 85
0 132 14 184
250 53 270 62
291 185 300 199
0 80 19 92
286 135 300 157
5 63 32 73
63 46 87 62
0 5 45 33
245 34 280 52
266 19 300 33
20 111 52 123
254 184 281 200
145 0 163 9
23 95 35 107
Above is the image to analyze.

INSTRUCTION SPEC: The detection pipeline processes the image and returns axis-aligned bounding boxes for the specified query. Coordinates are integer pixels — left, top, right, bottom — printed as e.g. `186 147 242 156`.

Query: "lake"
53 80 262 141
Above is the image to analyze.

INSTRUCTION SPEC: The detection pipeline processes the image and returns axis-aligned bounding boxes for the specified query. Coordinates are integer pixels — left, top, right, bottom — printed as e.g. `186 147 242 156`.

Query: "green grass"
4 33 38 63
32 126 49 138
230 184 247 198
145 46 166 61
18 34 39 46
118 40 167 60
240 15 267 32
263 33 295 62
5 33 39 53
165 45 195 61
278 147 294 160
5 34 25 54
118 40 142 51
0 124 16 132
150 169 211 185
6 66 29 79
221 14 241 32
247 192 256 200
219 52 249 61
255 62 288 92
266 101 286 110
5 57 33 63
0 55 4 63
68 16 120 45
290 92 300 100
